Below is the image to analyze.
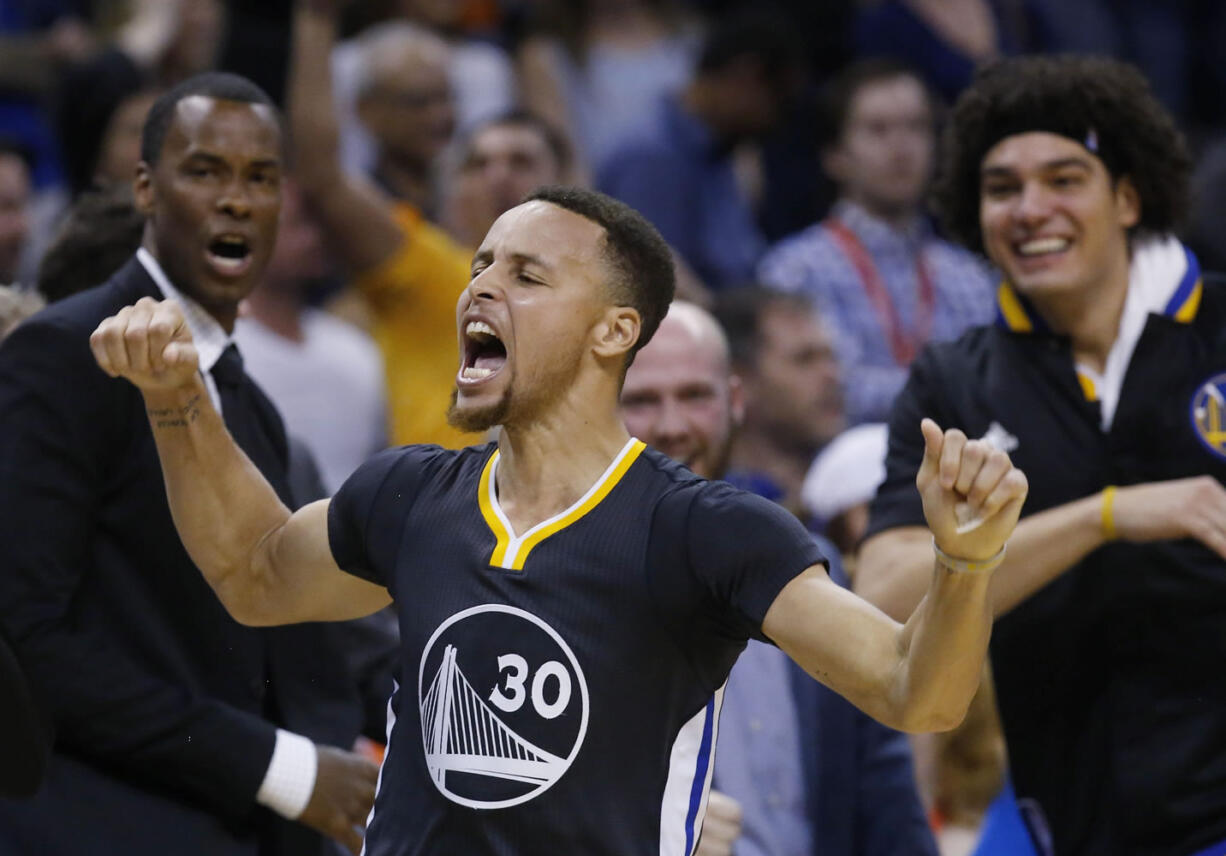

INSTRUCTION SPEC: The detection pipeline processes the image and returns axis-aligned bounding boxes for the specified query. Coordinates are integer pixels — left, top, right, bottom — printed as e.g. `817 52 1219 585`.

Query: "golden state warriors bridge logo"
1192 373 1226 460
417 604 589 809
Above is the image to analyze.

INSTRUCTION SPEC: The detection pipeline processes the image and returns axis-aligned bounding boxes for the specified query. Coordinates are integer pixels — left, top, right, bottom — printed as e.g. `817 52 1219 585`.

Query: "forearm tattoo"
148 395 202 429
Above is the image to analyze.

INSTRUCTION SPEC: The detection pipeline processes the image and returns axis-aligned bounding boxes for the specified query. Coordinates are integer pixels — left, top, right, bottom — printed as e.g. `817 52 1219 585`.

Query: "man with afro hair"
856 54 1226 856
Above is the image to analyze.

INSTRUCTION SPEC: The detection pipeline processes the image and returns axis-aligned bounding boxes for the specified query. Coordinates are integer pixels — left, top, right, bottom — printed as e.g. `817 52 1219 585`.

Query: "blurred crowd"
5 1 1226 855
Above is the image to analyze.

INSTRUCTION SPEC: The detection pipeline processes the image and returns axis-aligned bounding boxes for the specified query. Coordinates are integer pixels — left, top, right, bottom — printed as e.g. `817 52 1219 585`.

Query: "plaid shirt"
758 200 995 424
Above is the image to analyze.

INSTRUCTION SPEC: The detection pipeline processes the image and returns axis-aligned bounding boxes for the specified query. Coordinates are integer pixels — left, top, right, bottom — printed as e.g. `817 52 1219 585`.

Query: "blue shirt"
758 200 995 425
598 95 765 290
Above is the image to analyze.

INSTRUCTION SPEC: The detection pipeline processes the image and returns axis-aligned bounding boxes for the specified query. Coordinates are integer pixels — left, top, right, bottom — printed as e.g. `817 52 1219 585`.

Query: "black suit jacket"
0 259 364 854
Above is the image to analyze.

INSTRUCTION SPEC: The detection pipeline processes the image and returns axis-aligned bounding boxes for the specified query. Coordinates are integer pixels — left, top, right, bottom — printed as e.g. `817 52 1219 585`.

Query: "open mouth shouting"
458 318 508 387
205 233 254 279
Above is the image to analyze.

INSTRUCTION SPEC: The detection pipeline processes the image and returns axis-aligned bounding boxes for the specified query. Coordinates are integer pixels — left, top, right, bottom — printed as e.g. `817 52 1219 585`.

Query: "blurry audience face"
96 91 158 188
979 131 1138 301
620 304 744 480
450 122 564 245
135 96 282 322
359 42 456 168
0 153 31 285
825 74 934 218
741 305 844 454
265 181 330 289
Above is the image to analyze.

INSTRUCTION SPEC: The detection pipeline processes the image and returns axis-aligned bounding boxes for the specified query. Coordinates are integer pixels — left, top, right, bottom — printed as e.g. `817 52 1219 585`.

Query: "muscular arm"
765 420 1026 733
289 0 403 275
92 299 391 626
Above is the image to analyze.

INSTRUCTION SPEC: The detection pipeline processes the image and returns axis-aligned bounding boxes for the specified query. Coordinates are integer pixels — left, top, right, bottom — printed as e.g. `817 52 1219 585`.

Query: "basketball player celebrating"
89 186 1027 855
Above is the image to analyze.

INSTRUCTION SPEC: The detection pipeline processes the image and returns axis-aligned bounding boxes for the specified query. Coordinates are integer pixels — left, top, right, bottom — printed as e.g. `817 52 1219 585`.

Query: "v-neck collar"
478 438 646 571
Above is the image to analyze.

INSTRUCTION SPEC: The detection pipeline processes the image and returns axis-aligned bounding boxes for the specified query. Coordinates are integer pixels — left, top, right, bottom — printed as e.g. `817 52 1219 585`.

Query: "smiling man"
854 56 1226 855
87 185 1028 855
0 73 378 856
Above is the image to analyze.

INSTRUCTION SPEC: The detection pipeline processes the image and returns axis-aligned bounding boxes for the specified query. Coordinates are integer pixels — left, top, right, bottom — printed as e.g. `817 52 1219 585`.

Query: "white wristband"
932 539 1006 574
256 729 318 820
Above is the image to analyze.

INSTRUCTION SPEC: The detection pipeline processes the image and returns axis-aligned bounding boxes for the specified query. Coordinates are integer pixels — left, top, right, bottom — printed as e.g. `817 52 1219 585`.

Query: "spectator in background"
36 185 145 303
0 143 32 287
235 179 387 494
598 11 805 290
621 300 935 856
290 0 473 449
759 60 994 425
516 0 700 179
712 288 844 518
334 20 457 216
856 55 1226 855
441 109 574 250
333 0 515 185
0 72 378 856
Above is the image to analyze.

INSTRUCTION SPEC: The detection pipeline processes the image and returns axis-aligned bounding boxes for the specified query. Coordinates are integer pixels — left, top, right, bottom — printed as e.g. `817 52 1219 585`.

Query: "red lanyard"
826 217 935 366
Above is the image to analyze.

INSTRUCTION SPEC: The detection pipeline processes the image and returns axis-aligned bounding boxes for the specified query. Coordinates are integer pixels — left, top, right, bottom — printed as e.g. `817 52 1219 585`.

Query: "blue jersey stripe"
682 698 716 855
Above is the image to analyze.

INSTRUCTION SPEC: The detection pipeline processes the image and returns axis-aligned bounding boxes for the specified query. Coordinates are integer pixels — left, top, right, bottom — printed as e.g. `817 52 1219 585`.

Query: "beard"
447 387 512 433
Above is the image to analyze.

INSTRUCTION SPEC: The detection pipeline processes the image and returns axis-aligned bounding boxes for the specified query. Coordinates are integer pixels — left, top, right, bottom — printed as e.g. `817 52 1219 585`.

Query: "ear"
133 161 155 217
1114 175 1141 230
592 305 641 361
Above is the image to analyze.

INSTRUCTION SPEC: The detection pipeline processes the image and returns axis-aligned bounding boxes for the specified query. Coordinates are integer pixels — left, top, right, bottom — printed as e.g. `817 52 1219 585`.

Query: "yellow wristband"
1101 485 1117 541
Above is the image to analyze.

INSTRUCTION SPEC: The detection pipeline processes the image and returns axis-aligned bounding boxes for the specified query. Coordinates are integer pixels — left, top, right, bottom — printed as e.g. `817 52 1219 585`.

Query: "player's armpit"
762 565 913 730
245 500 391 626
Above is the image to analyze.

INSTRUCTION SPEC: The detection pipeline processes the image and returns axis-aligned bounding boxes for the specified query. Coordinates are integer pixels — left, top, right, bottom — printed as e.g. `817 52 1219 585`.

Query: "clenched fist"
90 297 200 391
917 418 1028 561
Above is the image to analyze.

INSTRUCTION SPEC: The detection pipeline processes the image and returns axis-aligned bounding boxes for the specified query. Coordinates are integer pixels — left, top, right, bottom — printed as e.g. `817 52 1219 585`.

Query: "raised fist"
90 297 200 391
917 418 1028 561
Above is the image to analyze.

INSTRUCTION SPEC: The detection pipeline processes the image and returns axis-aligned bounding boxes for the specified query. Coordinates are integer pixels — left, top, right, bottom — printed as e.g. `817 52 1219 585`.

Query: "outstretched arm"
764 420 1027 733
90 298 391 626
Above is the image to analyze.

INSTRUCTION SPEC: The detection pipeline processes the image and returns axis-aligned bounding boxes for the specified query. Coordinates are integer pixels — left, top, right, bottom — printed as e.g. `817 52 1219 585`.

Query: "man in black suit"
0 72 378 855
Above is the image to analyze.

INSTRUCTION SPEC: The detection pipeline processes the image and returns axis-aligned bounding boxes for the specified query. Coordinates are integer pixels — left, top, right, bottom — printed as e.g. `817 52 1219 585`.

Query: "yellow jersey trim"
996 282 1034 333
478 438 647 571
1172 279 1203 323
1075 370 1097 402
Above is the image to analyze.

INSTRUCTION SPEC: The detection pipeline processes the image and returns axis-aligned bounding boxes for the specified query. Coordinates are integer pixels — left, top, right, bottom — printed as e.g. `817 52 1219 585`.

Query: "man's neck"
728 428 814 513
494 387 632 534
1030 250 1131 373
139 239 238 333
243 283 304 343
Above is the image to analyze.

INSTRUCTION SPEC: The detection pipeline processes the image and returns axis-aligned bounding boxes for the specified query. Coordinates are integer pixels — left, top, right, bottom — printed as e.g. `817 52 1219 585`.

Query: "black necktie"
210 344 289 498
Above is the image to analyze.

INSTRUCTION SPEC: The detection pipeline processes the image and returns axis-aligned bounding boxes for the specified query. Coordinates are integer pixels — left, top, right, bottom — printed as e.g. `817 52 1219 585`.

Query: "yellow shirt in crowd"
351 203 480 449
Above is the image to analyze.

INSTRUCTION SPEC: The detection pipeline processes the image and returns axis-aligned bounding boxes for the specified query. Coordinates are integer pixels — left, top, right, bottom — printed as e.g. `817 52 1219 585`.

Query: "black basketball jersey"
328 438 824 855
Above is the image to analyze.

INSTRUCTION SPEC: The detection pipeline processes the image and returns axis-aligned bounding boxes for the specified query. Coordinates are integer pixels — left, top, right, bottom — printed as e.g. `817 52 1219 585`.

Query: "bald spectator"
335 20 457 216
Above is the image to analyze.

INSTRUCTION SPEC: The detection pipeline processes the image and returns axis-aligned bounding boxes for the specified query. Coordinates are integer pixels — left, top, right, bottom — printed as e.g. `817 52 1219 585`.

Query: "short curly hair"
933 55 1191 253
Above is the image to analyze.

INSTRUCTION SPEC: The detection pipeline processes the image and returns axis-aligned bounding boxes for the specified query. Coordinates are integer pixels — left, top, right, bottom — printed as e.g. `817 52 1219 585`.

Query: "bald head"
356 22 456 167
621 301 742 479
